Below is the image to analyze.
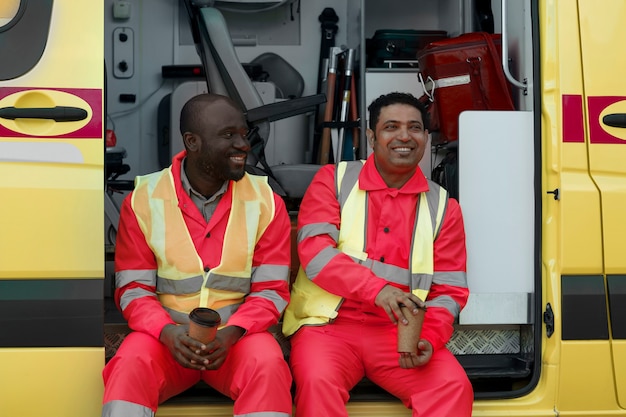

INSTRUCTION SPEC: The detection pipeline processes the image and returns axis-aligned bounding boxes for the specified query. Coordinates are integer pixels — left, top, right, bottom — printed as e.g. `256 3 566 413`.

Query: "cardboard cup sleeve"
188 307 221 344
397 304 425 354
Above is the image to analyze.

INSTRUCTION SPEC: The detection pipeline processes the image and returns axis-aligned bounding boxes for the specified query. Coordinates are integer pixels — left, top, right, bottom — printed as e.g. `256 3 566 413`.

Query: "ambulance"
0 0 625 416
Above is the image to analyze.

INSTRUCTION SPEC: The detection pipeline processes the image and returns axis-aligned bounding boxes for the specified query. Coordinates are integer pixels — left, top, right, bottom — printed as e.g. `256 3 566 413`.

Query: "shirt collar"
180 157 228 201
358 154 430 194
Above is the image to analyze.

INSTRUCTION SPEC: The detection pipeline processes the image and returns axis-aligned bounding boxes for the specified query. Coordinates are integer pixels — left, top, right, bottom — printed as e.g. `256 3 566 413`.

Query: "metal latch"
543 303 554 338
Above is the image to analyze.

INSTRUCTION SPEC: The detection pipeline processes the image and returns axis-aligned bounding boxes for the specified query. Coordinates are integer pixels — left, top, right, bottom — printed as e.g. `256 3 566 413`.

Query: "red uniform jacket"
114 152 291 341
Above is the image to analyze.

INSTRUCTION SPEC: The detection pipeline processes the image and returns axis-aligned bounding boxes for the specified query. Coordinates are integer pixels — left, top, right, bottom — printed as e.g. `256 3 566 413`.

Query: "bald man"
102 94 293 417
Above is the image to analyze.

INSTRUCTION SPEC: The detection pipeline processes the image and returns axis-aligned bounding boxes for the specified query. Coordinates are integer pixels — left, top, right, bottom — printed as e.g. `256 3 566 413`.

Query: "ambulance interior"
104 0 538 400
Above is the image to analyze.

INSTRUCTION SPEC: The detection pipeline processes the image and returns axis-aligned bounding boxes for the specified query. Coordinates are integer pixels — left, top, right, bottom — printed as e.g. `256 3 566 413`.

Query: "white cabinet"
458 111 534 324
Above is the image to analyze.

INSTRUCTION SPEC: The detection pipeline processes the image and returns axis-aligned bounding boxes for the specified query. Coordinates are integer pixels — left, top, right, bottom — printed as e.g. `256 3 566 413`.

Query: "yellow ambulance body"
0 0 625 416
0 1 104 416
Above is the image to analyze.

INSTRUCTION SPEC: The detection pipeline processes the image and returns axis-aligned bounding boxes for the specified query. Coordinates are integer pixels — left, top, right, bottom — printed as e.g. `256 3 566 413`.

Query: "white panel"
365 70 424 103
0 142 83 164
461 293 532 325
458 110 534 324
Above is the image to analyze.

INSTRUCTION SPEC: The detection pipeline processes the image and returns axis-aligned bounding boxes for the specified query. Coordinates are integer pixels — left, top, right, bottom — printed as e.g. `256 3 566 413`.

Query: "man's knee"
234 333 291 382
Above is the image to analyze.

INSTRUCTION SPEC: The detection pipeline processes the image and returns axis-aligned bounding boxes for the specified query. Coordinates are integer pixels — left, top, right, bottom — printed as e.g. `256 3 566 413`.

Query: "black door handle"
603 113 626 128
0 106 88 122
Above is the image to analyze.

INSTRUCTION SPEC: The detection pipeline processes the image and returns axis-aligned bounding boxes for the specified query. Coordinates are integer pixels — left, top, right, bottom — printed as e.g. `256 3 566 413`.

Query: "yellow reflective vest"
283 161 447 337
131 167 275 324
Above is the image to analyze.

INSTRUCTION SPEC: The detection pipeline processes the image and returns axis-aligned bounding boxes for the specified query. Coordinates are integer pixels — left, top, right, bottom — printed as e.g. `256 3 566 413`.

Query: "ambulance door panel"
0 0 104 279
578 0 626 408
0 1 104 415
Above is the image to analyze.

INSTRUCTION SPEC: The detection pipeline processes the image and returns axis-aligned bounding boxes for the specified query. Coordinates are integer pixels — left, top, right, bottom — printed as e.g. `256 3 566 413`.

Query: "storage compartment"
365 29 447 68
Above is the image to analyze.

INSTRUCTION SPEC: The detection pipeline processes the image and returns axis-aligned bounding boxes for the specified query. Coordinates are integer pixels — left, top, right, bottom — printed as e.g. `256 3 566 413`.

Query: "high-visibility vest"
283 160 447 337
131 168 275 324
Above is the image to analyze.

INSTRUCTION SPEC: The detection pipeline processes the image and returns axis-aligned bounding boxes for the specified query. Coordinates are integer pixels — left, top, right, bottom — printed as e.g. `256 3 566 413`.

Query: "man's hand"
374 285 426 325
197 326 245 370
160 324 245 371
399 339 433 368
159 324 210 370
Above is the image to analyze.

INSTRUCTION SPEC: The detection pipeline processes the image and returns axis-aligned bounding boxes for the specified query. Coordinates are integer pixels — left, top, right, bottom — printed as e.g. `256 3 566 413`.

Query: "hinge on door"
543 303 554 338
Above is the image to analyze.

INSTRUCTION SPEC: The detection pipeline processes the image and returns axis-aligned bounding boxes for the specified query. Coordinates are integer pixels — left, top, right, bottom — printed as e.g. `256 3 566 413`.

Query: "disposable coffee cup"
188 307 221 344
397 303 426 354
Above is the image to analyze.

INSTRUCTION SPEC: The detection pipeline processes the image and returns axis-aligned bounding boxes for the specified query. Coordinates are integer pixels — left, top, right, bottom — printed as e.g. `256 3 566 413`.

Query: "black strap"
246 126 277 181
316 8 339 95
313 8 339 162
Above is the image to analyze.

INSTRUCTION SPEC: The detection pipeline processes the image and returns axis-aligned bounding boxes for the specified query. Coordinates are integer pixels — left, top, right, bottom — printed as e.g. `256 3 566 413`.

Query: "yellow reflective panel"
0 0 20 27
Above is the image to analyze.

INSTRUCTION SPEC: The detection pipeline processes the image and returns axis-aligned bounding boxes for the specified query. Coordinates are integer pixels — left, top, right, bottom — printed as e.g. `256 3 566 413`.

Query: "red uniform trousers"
289 314 473 417
103 331 292 416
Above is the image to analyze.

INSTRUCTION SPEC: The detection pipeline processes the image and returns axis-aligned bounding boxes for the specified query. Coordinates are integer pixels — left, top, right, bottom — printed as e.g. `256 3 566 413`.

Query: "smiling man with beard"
283 92 474 416
102 94 293 417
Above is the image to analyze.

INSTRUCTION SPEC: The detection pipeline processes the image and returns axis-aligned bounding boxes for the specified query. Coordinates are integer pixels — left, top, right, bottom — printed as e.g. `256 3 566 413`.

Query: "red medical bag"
416 32 515 144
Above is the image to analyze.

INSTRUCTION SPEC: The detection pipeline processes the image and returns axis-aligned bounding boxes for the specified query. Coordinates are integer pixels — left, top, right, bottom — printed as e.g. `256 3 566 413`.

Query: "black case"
366 29 447 68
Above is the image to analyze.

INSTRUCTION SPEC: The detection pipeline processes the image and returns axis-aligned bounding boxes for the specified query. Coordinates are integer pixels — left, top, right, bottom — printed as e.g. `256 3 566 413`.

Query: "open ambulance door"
577 0 626 410
553 0 626 413
0 1 104 416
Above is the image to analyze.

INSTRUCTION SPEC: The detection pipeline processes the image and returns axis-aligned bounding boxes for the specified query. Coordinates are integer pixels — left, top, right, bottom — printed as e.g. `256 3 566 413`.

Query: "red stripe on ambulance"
562 94 585 143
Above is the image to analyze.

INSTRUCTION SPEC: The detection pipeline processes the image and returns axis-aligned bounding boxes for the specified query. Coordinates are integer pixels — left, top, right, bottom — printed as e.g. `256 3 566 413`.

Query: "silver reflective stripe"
426 180 448 239
304 245 341 280
357 257 374 268
298 222 340 243
410 273 434 293
249 289 288 313
119 287 157 311
206 273 251 293
116 269 156 288
425 181 442 236
235 412 291 417
216 303 242 323
162 306 190 324
426 295 461 318
102 400 154 417
351 257 435 293
156 275 203 294
251 264 289 283
370 260 411 286
432 271 467 288
337 161 364 208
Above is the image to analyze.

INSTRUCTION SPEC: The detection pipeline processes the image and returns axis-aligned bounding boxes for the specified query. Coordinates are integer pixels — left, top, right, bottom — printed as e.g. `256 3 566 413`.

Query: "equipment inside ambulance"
180 0 326 203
